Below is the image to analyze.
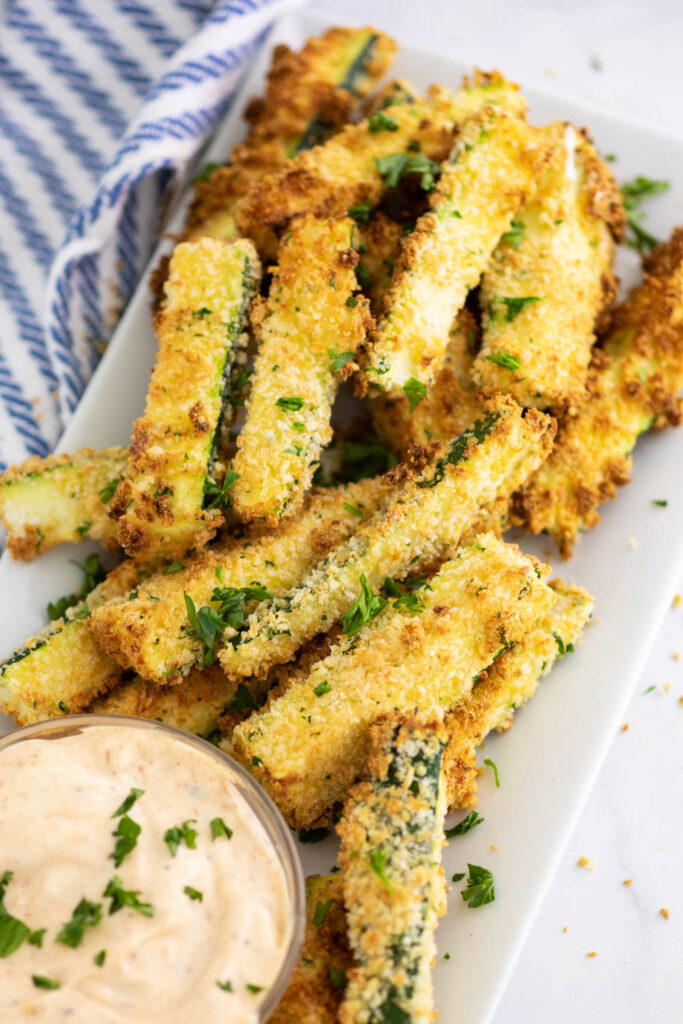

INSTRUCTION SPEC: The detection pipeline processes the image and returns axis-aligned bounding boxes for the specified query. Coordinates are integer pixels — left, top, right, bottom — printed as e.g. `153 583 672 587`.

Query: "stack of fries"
1 25 682 1021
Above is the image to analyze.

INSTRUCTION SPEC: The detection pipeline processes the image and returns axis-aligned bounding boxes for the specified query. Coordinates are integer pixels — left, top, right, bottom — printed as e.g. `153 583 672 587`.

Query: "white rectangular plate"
1 10 682 1023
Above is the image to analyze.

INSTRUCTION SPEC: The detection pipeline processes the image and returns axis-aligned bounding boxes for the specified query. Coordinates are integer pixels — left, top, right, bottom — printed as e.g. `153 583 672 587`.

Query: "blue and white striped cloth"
0 0 301 471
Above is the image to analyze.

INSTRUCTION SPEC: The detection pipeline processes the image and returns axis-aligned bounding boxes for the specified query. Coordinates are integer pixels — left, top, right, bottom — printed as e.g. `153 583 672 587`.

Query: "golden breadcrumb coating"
232 533 553 828
512 227 683 556
473 122 623 412
236 74 526 255
271 873 351 1024
442 580 593 809
88 477 396 683
182 28 396 245
338 716 447 1024
0 446 127 560
355 212 405 318
371 309 484 453
231 216 372 525
0 561 141 726
219 396 554 682
364 106 552 396
112 238 260 562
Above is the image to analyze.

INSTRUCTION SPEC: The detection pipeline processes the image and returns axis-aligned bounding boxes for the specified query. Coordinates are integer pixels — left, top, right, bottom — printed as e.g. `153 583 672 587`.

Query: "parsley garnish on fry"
461 864 495 908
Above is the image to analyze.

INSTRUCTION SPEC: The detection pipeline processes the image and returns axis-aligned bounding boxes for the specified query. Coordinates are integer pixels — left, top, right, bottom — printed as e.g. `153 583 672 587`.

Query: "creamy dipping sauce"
0 723 295 1023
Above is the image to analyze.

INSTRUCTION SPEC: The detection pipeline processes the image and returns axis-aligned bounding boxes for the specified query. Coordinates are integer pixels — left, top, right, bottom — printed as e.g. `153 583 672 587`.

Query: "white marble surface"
308 1 683 1020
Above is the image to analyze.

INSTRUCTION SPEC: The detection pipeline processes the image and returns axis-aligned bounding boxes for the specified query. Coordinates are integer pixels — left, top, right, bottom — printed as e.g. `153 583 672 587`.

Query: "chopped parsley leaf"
341 574 388 637
643 685 657 695
451 872 466 882
552 631 574 656
162 561 185 575
28 928 46 948
329 349 356 374
313 898 335 926
246 984 263 994
210 817 233 841
184 886 203 902
47 552 106 621
227 683 259 714
58 701 70 714
621 176 670 252
164 820 198 857
355 261 373 290
56 898 102 948
203 467 239 511
217 979 233 992
94 949 106 966
103 876 153 917
392 592 425 614
461 864 495 908
485 351 521 372
345 296 358 308
652 499 668 507
375 152 441 191
445 810 485 838
111 815 141 867
368 111 399 133
328 964 348 989
32 975 61 990
0 870 30 958
98 476 122 504
499 296 542 321
343 501 363 518
501 220 525 248
483 758 500 787
192 161 221 183
347 197 372 223
276 396 305 412
112 788 144 818
369 847 392 892
402 376 428 412
313 680 331 697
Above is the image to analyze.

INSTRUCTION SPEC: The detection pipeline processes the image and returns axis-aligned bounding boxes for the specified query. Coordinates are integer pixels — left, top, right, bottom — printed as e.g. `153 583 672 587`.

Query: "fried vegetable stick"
512 227 683 556
338 717 447 1024
231 216 372 525
443 580 593 810
183 28 396 244
88 476 396 683
0 446 127 560
0 561 141 726
473 122 624 411
112 238 260 562
219 396 554 682
232 533 554 828
355 212 405 317
271 873 351 1024
364 106 551 396
236 74 527 254
371 309 485 453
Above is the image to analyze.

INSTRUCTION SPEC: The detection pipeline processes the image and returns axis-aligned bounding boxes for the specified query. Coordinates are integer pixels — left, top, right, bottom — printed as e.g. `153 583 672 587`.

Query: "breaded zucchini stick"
271 873 351 1024
365 106 551 395
232 533 554 828
183 28 396 244
473 123 624 411
0 446 127 560
236 75 527 254
231 216 372 525
512 228 683 556
443 580 593 809
0 561 141 726
88 476 396 683
219 396 554 682
338 717 448 1024
355 213 404 317
371 309 484 453
112 238 260 562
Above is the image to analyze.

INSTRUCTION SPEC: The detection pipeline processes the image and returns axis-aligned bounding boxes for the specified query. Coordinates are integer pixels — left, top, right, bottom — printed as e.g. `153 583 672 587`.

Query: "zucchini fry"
183 28 396 244
113 238 260 562
232 533 554 828
338 717 447 1024
365 106 551 396
443 580 593 809
371 309 484 453
219 396 554 682
231 216 372 525
512 227 683 556
355 213 404 317
236 74 527 254
271 873 351 1024
0 446 127 560
88 476 396 683
473 123 624 411
0 561 141 726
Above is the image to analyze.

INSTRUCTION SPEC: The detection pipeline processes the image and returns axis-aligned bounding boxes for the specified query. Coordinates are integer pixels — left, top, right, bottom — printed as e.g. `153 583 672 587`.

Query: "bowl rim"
0 712 306 1021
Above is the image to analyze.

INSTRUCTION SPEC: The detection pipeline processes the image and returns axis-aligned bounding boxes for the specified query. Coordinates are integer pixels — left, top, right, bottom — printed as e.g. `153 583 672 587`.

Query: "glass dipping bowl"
0 713 305 1022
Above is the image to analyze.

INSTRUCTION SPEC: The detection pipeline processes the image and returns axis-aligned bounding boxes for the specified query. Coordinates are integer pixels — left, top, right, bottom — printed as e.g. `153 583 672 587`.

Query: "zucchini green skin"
0 561 141 726
338 717 447 1024
294 31 383 153
113 238 261 562
0 447 127 560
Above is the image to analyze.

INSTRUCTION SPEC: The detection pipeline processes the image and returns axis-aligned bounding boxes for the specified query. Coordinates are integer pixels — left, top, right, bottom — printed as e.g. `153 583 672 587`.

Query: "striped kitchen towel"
0 0 301 471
